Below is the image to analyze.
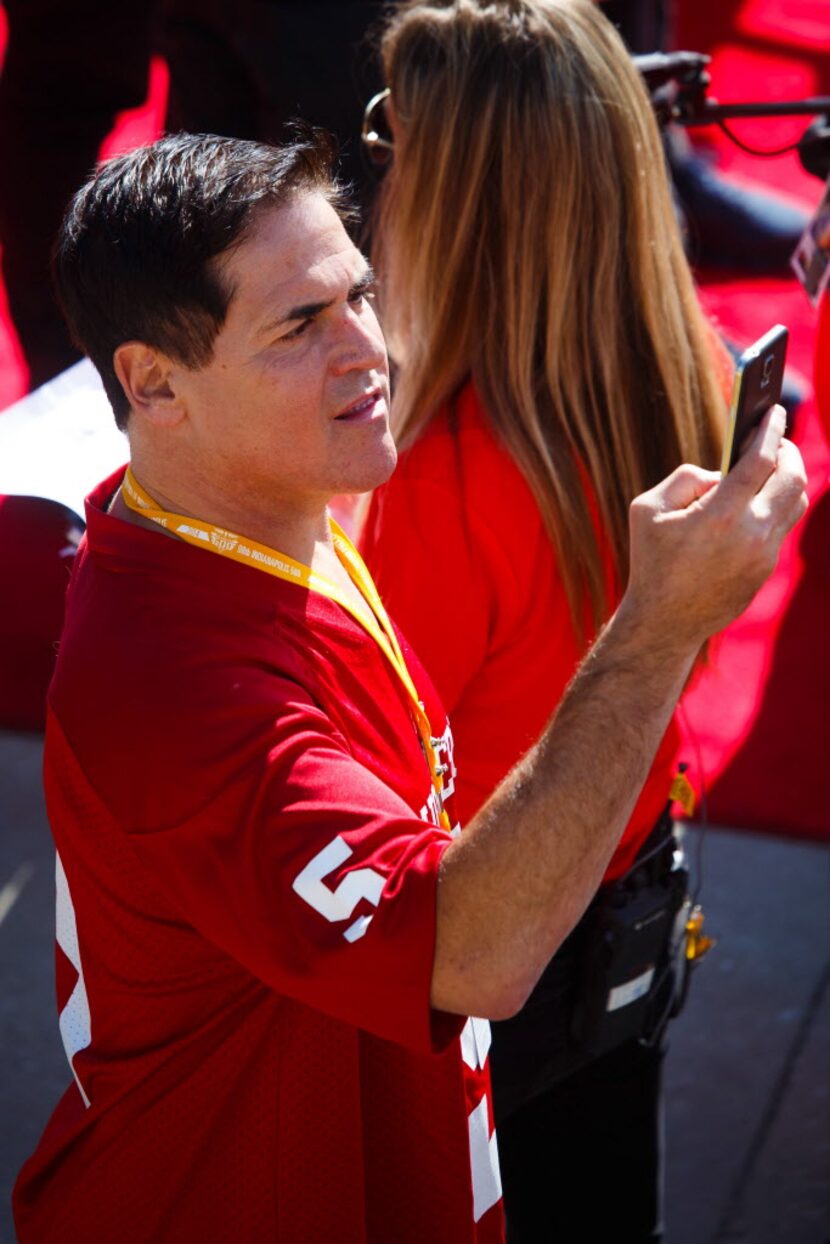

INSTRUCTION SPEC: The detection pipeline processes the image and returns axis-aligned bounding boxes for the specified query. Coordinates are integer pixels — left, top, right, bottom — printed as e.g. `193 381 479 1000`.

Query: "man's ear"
113 342 186 427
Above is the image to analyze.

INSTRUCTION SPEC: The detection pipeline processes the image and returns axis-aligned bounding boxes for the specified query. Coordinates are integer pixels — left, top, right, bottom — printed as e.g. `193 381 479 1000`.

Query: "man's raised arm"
431 406 808 1018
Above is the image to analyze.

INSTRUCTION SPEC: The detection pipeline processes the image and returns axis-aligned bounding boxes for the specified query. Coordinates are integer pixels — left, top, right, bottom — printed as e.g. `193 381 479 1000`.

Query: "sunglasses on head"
361 88 394 165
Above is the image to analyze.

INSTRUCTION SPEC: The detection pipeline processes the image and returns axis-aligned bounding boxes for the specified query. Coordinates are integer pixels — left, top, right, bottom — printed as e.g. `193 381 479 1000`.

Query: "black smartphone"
721 324 789 473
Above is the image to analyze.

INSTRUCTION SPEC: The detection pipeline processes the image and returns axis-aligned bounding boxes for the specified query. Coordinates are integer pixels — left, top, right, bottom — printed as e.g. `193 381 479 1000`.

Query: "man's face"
172 191 396 516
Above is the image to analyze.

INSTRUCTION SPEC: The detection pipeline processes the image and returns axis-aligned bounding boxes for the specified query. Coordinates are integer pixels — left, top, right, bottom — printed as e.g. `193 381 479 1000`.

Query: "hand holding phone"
721 325 789 474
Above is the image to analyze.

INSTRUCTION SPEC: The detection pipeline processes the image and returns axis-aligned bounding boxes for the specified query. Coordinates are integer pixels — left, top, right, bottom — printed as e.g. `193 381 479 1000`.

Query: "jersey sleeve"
121 680 462 1056
361 474 502 716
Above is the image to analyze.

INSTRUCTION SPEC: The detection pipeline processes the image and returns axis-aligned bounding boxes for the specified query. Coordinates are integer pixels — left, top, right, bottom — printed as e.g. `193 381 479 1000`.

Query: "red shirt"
14 469 504 1244
361 382 680 881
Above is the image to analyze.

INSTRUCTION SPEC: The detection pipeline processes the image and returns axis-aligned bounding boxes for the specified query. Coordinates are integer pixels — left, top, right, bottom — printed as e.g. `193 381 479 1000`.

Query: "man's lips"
333 389 387 423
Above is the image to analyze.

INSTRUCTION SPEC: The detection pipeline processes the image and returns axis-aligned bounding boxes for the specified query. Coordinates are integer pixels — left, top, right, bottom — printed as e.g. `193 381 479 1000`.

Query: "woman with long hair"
360 1 729 1239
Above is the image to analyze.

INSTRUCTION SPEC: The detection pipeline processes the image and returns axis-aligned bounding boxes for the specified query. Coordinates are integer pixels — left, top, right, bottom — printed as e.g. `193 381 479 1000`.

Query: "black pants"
496 1036 666 1244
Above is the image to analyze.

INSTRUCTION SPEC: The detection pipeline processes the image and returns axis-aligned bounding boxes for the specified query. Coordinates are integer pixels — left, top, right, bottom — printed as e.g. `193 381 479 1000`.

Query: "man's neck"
112 460 333 567
111 455 377 624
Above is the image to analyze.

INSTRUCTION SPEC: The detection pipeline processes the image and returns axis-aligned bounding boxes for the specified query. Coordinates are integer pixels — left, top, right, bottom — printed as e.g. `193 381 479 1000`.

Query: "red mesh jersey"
14 468 504 1244
360 380 681 880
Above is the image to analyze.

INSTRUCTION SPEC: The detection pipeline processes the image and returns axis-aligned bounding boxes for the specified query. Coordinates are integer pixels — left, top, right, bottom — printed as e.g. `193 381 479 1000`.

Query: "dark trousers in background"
0 0 382 391
0 0 152 388
160 1 383 205
497 1038 665 1244
602 0 671 54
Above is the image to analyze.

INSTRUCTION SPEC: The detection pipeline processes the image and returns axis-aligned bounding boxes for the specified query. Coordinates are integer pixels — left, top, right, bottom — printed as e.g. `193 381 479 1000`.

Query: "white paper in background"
0 359 127 520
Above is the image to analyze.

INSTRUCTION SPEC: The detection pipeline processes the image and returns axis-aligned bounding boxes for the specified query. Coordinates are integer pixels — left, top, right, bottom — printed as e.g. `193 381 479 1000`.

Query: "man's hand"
624 406 808 650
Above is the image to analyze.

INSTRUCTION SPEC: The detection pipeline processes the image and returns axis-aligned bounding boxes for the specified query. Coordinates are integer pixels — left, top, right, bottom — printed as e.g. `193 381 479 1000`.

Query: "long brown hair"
374 0 725 635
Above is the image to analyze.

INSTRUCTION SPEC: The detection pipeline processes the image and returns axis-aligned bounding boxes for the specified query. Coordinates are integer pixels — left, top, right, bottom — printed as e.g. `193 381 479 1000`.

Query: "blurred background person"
360 1 731 1239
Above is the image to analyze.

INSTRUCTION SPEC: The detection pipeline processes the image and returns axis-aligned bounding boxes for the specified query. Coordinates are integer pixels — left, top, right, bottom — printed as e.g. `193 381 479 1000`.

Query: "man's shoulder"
59 548 301 701
49 535 333 825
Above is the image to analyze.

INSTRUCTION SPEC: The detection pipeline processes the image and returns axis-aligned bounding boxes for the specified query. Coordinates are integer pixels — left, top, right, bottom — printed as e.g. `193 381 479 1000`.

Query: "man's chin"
345 437 398 496
373 438 398 486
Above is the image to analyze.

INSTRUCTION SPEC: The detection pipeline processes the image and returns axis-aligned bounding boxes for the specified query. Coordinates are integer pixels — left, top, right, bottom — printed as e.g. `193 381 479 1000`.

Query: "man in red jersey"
14 131 806 1243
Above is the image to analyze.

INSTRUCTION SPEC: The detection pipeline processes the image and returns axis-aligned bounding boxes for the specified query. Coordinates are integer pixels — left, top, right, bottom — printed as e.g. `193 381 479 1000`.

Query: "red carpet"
0 3 828 836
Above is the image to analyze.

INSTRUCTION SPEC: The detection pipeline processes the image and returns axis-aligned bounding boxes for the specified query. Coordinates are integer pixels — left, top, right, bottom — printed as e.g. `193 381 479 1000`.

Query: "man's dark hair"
55 130 350 430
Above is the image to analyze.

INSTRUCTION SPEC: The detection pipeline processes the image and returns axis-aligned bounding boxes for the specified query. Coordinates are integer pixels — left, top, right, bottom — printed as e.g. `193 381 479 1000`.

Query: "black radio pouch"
489 817 692 1124
569 843 689 1058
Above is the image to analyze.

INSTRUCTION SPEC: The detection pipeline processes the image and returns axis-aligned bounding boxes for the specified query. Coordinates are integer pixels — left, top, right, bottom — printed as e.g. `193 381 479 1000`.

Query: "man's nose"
329 305 387 376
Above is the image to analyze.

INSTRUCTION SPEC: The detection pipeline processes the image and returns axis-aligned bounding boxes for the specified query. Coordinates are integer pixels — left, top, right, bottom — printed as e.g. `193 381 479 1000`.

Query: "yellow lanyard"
121 468 451 830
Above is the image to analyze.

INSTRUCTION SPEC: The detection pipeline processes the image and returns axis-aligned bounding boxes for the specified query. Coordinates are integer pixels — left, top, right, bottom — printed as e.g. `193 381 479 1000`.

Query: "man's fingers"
752 437 809 529
640 464 721 515
724 405 786 498
625 407 808 649
757 436 808 501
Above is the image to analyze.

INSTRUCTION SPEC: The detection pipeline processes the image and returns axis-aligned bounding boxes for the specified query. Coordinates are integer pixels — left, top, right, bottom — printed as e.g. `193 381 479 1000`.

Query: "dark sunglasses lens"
367 138 392 167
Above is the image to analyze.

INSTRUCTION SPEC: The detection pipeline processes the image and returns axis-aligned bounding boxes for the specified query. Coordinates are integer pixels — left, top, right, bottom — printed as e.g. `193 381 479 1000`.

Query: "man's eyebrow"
260 264 376 337
349 264 376 297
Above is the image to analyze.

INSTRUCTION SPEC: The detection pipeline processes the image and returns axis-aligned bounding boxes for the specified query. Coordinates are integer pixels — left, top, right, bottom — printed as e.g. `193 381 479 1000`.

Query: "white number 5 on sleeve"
292 836 386 943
